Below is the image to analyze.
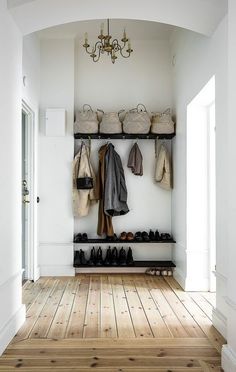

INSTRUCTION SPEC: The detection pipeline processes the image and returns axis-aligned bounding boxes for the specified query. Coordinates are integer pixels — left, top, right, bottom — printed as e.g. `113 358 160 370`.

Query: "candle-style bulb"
123 28 126 39
84 32 88 42
101 22 104 35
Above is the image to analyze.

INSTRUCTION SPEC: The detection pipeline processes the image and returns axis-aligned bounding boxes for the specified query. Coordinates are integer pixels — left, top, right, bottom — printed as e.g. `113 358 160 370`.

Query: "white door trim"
22 100 37 281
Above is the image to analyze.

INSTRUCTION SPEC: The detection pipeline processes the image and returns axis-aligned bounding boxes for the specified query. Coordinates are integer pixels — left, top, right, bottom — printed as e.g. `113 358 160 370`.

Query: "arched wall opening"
22 15 225 297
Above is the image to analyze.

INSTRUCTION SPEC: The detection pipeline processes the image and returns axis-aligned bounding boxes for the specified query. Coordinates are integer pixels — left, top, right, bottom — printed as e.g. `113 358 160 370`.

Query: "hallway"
0 275 225 370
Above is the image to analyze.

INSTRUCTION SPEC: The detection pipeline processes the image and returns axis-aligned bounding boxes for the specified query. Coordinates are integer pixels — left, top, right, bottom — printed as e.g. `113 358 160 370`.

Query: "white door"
22 111 29 280
22 102 37 281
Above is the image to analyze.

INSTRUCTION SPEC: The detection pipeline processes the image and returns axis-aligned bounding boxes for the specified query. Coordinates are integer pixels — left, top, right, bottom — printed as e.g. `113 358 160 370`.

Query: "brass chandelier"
83 19 133 64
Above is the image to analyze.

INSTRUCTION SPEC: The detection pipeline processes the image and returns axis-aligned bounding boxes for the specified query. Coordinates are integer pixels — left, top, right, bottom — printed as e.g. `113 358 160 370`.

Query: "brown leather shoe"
120 232 127 241
127 232 134 241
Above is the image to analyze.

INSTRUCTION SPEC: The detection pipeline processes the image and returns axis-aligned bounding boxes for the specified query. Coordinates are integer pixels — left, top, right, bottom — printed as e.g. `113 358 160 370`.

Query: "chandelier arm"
115 44 132 58
92 45 102 62
84 40 103 55
120 50 132 58
112 39 127 49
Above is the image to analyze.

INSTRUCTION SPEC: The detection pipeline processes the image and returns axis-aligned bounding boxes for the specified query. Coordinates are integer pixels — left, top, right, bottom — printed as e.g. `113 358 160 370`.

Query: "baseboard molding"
0 270 22 290
34 266 41 281
173 267 186 290
40 265 75 276
212 307 227 339
222 345 236 372
173 267 209 291
184 276 209 291
0 304 26 356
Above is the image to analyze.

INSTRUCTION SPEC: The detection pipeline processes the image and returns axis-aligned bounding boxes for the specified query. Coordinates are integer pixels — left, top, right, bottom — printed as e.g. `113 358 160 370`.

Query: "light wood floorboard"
0 275 225 371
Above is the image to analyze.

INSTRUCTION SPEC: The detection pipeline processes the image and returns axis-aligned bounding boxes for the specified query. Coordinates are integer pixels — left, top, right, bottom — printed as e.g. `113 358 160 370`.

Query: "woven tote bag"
151 109 175 134
98 109 124 134
123 104 151 134
74 104 98 134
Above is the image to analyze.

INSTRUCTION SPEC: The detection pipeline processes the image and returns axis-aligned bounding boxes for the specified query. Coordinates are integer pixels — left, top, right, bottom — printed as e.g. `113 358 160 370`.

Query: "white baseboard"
185 276 209 291
173 267 186 289
212 307 227 339
222 345 236 372
34 266 41 281
40 265 75 276
0 304 26 356
173 267 209 291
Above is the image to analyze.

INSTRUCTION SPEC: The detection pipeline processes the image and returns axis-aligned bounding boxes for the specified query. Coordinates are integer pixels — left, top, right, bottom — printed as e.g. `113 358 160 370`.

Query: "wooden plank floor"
0 274 225 371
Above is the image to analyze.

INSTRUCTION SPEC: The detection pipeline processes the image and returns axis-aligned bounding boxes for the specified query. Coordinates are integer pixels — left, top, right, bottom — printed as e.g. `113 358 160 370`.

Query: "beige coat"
155 143 172 190
73 145 97 217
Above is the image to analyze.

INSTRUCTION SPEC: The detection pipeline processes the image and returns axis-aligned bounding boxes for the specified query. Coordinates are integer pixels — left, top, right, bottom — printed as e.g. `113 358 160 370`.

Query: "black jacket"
104 143 129 217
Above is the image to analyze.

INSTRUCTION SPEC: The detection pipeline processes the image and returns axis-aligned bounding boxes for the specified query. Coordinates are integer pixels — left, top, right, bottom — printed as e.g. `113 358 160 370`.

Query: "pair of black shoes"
149 230 160 241
106 234 118 242
74 233 88 243
134 231 150 242
160 233 172 241
103 247 134 266
87 247 103 266
74 249 87 267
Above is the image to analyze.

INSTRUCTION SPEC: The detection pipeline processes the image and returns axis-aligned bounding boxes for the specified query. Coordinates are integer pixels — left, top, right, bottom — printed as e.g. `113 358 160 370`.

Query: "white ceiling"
9 0 228 37
37 19 175 41
7 0 36 7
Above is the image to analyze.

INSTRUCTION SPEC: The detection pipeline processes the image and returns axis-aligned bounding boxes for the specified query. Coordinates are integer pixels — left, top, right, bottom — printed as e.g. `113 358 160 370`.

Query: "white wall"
171 17 228 332
74 39 173 260
38 39 75 276
37 37 174 271
222 1 236 370
75 41 172 241
0 0 25 355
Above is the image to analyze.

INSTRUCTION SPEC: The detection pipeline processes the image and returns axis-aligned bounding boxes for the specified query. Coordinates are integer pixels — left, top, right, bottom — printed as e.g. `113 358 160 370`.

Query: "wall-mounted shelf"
74 260 176 268
74 238 176 244
74 133 175 140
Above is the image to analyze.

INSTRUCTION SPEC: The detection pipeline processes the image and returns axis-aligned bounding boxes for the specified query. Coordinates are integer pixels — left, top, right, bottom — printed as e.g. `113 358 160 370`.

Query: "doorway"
22 101 36 281
186 76 216 291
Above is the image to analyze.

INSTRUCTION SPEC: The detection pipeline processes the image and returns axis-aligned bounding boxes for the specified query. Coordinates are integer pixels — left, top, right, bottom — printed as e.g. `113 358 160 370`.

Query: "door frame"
22 100 37 281
207 101 216 292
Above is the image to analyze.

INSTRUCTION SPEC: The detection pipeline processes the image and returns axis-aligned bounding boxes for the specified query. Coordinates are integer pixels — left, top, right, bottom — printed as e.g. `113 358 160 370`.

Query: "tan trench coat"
73 145 97 217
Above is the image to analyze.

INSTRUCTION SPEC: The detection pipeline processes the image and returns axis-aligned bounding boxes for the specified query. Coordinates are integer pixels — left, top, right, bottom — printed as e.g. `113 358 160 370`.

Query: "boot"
96 247 103 266
149 230 155 241
126 247 134 266
119 247 127 266
74 250 80 267
104 247 112 266
111 247 118 266
87 247 96 266
155 230 160 241
79 249 87 265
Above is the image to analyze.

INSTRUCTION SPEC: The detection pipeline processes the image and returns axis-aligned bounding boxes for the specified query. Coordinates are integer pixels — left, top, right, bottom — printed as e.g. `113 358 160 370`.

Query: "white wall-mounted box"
45 108 66 136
